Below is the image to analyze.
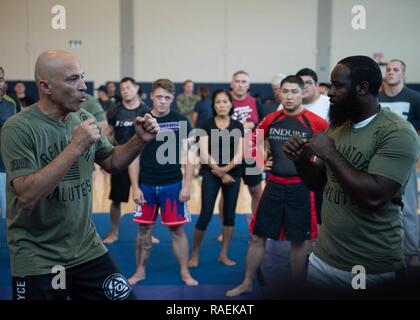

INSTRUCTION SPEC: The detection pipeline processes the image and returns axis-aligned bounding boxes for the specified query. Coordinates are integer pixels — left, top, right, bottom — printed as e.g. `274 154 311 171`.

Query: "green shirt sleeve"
1 125 39 183
81 100 106 122
368 126 420 186
94 125 114 162
92 107 106 122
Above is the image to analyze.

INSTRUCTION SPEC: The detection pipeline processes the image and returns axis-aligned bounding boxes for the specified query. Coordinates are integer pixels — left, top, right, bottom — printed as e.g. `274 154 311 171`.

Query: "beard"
328 92 358 128
328 103 351 128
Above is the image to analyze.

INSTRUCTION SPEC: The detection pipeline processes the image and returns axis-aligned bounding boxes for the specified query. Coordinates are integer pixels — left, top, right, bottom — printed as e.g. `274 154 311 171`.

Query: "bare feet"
128 271 145 286
181 272 199 286
218 256 236 266
151 235 160 244
408 255 420 268
225 283 252 297
188 255 199 268
103 232 118 244
217 234 223 242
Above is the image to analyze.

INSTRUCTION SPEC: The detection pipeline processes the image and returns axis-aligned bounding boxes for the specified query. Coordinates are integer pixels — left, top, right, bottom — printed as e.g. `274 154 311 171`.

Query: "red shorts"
132 182 190 226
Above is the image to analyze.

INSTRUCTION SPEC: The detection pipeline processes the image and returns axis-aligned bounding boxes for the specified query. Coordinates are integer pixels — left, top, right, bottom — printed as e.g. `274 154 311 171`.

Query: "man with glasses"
297 68 330 225
296 68 330 121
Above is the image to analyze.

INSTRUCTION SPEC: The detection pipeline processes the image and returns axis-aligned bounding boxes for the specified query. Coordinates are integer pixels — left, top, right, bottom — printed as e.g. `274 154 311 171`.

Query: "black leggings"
196 169 241 231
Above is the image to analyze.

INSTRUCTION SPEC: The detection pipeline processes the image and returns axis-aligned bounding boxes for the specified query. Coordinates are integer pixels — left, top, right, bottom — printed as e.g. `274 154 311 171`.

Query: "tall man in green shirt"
0 49 159 300
284 56 420 293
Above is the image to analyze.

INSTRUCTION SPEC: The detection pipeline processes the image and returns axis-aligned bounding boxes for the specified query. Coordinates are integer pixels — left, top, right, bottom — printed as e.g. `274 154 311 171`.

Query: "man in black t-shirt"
127 79 198 286
106 81 122 104
102 77 149 245
226 76 328 297
13 81 35 110
96 85 117 114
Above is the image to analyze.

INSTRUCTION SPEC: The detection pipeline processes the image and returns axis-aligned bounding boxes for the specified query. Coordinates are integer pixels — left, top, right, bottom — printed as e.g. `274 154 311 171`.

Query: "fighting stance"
1 50 159 300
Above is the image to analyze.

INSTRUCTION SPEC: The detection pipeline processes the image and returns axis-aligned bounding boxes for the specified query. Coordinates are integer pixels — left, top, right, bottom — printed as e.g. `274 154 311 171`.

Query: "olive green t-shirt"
314 108 420 273
3 94 17 107
176 94 200 123
1 104 113 276
81 94 107 122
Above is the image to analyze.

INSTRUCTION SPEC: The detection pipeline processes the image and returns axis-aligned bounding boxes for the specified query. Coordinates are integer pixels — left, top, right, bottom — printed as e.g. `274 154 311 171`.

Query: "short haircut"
388 59 406 73
296 68 318 84
232 70 250 79
120 77 137 86
183 79 193 86
337 55 382 96
319 82 331 89
96 85 107 93
271 73 286 88
281 75 305 90
198 86 209 98
15 80 25 86
152 78 175 95
212 89 234 116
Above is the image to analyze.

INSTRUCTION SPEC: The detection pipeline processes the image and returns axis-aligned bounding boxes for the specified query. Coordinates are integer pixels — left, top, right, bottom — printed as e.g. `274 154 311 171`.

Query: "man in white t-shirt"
296 68 330 225
296 68 330 121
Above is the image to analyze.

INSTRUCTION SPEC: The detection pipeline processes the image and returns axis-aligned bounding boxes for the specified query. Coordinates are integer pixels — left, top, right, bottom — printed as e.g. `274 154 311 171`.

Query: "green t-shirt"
80 94 107 122
1 104 114 276
3 94 17 107
176 94 200 123
314 108 420 274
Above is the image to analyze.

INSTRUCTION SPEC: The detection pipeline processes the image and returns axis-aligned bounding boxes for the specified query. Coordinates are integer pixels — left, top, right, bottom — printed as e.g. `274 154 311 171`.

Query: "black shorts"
12 252 136 300
242 159 262 187
109 169 131 203
250 180 318 241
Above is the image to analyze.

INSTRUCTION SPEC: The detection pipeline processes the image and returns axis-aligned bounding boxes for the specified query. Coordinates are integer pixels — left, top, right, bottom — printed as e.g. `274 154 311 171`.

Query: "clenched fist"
134 113 160 143
309 132 336 160
71 119 100 154
283 135 310 162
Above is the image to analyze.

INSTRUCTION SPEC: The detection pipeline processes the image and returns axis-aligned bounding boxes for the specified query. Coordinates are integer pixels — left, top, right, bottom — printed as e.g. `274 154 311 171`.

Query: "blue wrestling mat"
0 213 291 299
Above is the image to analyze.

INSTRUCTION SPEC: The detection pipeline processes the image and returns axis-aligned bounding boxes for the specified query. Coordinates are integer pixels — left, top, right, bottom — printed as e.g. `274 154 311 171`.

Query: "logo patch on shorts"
133 203 143 218
102 273 131 300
